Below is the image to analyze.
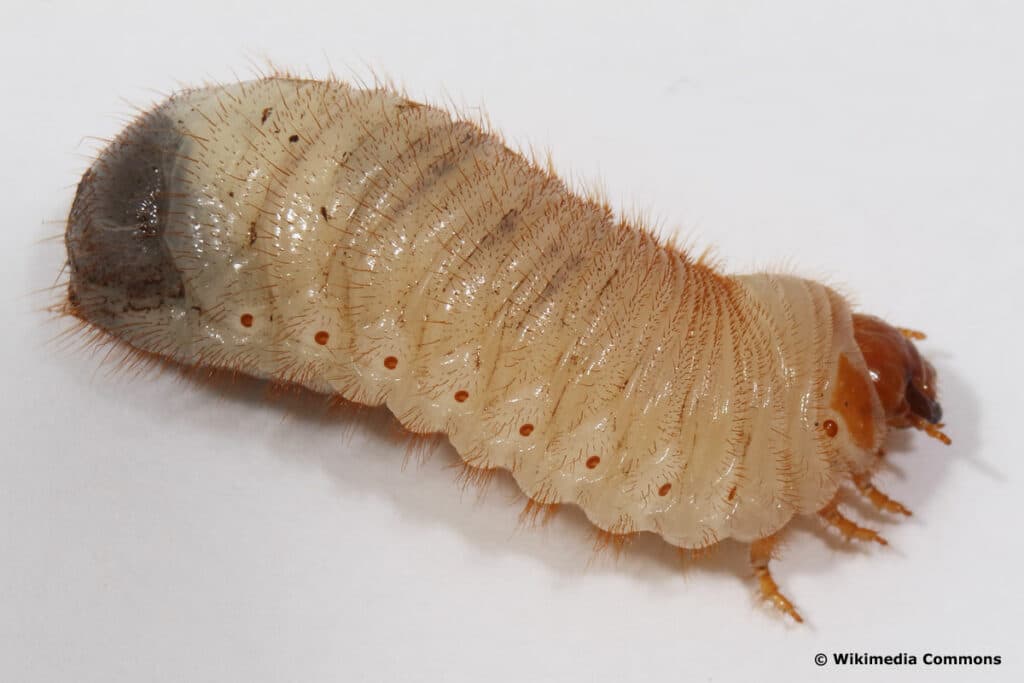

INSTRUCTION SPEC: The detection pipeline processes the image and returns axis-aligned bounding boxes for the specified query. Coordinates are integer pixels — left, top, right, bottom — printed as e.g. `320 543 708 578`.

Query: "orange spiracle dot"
823 419 839 438
585 455 601 469
454 390 469 402
519 423 534 437
383 356 398 369
314 330 330 345
658 483 672 497
239 313 254 328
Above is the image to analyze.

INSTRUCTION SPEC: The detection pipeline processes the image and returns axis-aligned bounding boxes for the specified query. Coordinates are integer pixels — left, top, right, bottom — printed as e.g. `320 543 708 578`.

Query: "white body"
72 78 885 548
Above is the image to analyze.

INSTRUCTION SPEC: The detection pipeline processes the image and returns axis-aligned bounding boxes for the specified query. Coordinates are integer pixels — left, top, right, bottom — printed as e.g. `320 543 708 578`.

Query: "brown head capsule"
851 313 949 444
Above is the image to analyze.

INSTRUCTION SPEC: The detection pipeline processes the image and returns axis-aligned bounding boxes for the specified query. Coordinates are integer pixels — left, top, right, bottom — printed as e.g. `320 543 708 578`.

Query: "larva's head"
64 109 185 337
851 313 949 444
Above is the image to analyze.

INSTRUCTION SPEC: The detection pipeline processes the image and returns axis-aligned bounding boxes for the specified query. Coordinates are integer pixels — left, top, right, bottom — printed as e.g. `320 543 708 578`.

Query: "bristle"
517 497 560 528
451 460 499 498
592 529 637 559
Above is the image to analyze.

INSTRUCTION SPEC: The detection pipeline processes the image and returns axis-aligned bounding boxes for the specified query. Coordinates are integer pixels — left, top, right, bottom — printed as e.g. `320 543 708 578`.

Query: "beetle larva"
63 76 950 622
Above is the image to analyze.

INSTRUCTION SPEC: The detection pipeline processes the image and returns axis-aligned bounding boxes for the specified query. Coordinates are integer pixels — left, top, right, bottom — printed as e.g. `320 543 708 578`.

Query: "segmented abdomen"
161 78 868 548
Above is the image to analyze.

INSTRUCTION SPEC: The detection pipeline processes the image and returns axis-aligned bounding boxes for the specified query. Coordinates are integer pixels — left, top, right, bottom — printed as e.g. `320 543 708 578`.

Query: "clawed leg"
819 499 888 545
908 414 952 445
851 473 912 516
750 536 803 624
897 326 927 340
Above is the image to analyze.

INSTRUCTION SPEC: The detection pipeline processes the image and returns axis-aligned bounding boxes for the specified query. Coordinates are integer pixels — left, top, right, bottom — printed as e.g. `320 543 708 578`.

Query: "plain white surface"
3 1 1022 681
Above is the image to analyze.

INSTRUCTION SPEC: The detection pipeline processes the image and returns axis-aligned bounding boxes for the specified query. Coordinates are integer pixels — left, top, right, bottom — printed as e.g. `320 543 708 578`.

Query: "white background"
3 1 1022 681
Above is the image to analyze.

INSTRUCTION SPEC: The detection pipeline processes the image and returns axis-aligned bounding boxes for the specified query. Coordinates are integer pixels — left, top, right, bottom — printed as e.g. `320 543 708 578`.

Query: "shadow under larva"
59 74 952 623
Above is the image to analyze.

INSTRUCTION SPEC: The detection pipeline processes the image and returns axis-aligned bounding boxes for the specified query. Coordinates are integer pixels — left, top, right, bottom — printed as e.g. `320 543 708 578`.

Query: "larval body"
67 78 886 550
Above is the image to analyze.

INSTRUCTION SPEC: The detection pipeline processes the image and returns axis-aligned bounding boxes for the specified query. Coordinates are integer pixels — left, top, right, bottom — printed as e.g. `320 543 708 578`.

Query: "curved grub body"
66 77 887 549
68 76 953 623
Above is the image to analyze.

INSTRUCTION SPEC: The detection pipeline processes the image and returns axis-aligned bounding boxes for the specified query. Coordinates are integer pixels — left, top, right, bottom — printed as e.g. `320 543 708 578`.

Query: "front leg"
749 535 803 623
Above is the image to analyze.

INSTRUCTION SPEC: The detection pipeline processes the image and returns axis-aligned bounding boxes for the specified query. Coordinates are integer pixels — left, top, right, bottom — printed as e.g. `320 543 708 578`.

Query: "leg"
851 473 912 516
750 536 803 623
897 327 927 340
909 414 952 445
819 499 888 545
